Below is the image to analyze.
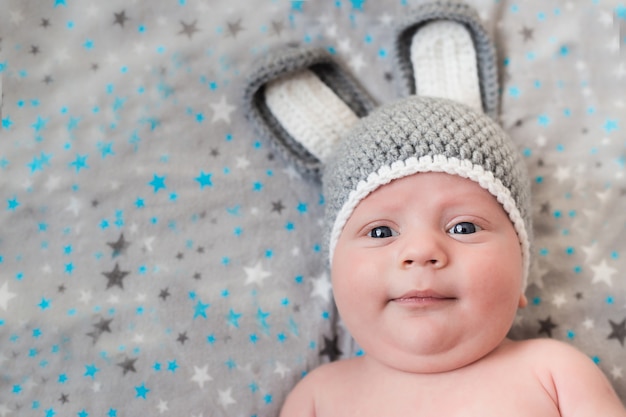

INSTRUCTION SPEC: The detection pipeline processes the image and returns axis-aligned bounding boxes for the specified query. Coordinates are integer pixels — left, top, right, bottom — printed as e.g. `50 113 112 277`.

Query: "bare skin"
280 173 626 417
281 338 625 417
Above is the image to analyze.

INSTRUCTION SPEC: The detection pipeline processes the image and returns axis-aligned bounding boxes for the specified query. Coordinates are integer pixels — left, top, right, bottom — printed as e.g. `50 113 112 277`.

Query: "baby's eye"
448 222 481 235
368 226 397 238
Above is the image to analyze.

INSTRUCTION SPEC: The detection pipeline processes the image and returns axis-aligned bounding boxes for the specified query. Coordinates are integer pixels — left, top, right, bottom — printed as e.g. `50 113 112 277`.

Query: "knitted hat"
323 96 532 290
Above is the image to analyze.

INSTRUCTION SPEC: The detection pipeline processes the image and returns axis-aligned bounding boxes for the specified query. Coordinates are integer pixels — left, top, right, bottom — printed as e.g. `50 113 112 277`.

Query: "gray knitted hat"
242 1 532 288
323 96 532 289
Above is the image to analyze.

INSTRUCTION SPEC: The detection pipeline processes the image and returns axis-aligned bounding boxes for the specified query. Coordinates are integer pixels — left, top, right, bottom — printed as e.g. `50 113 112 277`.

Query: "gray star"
58 393 69 404
320 335 342 361
179 20 200 39
118 356 138 375
538 316 558 338
107 233 130 257
520 26 533 42
608 318 626 346
159 288 170 300
87 317 113 344
272 200 285 214
30 45 40 55
41 18 51 28
43 75 53 84
227 19 244 37
271 20 284 36
102 263 130 289
177 332 189 344
113 11 129 27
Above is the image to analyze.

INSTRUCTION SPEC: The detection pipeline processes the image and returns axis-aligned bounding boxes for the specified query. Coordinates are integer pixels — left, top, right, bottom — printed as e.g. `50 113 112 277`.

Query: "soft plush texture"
0 1 625 416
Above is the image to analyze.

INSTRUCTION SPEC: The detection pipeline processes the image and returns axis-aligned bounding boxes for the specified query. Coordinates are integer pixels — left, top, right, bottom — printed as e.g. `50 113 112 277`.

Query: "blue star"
78 410 89 417
257 308 271 333
195 171 213 188
84 364 99 379
193 300 210 319
291 1 305 11
149 174 166 193
296 202 308 213
45 408 56 417
32 116 49 132
107 409 117 417
537 114 551 127
69 154 89 172
167 360 178 372
7 197 20 211
603 119 619 133
38 298 51 310
227 309 242 328
54 0 67 6
350 0 366 9
134 383 150 399
1 116 13 129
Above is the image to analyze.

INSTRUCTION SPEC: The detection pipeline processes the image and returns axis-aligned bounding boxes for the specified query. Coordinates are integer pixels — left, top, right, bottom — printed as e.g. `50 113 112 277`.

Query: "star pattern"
0 1 625 416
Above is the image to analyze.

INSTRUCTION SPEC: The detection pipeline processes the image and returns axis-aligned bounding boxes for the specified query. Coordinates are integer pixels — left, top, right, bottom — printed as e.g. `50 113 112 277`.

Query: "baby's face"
331 172 527 373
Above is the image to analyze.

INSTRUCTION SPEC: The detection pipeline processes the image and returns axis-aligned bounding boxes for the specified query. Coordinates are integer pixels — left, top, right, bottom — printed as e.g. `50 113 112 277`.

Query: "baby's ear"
392 1 499 118
243 46 376 180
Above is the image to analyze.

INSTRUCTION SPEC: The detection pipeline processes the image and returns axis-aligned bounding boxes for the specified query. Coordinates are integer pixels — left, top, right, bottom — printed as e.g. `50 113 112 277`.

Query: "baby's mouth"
390 290 456 304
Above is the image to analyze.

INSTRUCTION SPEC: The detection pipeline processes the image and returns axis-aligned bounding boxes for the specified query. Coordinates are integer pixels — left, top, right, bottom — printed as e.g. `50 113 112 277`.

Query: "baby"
278 96 626 416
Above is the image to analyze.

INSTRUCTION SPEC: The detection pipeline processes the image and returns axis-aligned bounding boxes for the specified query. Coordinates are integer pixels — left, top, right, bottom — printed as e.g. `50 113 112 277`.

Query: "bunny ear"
393 1 499 118
243 46 376 180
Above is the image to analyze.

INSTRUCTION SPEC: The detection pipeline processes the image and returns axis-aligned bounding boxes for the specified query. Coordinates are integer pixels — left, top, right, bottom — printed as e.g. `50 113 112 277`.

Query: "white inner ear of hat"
410 20 482 113
264 69 359 163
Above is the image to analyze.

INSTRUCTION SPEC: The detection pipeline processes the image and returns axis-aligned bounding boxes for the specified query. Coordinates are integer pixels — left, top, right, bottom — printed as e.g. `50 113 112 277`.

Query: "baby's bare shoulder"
505 338 626 416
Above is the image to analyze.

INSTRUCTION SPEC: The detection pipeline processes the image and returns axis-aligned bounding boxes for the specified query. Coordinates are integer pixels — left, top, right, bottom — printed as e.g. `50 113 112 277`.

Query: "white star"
598 10 613 26
379 13 393 26
92 381 101 392
325 24 338 39
553 166 571 183
65 196 82 216
218 387 236 407
596 188 611 202
291 247 301 257
591 259 617 287
551 293 567 308
143 236 156 252
133 333 145 344
348 53 366 73
311 273 332 302
0 403 12 417
210 96 236 124
157 399 169 413
134 42 147 55
79 290 93 304
45 175 62 192
0 281 17 311
611 366 623 380
274 361 291 378
107 295 120 304
191 365 213 388
535 135 547 147
582 317 595 330
85 4 99 17
581 243 598 262
338 38 352 53
282 165 302 181
236 156 250 169
10 10 24 25
244 261 271 286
